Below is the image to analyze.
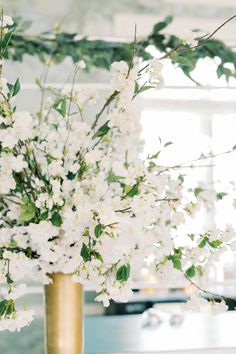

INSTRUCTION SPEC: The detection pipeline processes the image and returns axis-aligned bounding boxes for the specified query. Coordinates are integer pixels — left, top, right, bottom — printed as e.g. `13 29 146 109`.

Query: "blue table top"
0 312 236 354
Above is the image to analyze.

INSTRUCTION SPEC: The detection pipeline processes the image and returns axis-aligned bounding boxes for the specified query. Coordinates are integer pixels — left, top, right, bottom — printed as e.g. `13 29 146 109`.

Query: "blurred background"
1 1 236 353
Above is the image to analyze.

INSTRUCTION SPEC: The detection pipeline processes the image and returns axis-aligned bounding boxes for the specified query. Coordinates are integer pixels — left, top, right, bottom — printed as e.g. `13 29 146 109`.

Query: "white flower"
0 153 27 173
181 30 198 47
1 15 14 28
149 59 164 85
0 310 35 332
7 203 21 220
222 225 236 243
48 160 65 177
211 301 228 315
11 111 34 143
0 128 18 148
185 293 210 312
78 60 86 69
95 292 110 307
84 149 102 165
111 61 129 79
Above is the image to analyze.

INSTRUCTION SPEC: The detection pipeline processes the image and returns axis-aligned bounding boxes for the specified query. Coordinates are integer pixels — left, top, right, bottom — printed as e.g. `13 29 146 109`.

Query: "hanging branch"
5 15 236 83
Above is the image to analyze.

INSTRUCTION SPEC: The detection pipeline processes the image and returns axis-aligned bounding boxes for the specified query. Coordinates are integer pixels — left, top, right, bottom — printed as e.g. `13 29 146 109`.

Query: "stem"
0 195 21 205
197 15 236 44
39 62 51 119
185 273 236 302
126 24 137 79
90 90 119 132
63 62 80 155
156 149 235 175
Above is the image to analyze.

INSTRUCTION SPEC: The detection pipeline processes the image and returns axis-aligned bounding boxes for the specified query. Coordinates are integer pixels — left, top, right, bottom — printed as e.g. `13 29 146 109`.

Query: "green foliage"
170 254 182 270
6 273 14 285
107 170 124 184
116 264 131 282
39 211 49 220
194 187 204 197
3 16 236 83
94 224 104 238
198 235 222 249
0 299 15 317
80 242 90 262
186 265 196 278
7 78 20 98
208 239 222 248
124 183 139 197
94 121 110 138
164 141 173 148
216 192 227 200
19 198 36 222
80 243 102 262
53 98 67 117
1 27 16 55
51 212 62 227
198 236 208 248
152 16 173 33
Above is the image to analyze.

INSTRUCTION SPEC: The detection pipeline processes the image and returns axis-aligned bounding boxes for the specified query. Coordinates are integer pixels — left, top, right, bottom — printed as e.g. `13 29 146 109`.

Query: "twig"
156 149 235 175
0 195 21 206
90 90 119 132
185 273 236 302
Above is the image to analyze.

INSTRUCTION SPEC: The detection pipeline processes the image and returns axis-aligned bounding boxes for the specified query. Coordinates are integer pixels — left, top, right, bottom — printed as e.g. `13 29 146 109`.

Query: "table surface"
0 312 236 354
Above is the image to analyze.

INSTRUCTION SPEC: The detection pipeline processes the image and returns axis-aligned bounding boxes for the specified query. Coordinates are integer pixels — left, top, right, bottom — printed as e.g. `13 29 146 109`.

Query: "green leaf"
13 78 20 96
153 16 173 33
39 211 49 220
178 175 184 184
90 250 103 261
7 83 14 96
216 65 233 82
51 212 62 227
53 98 67 117
186 265 196 278
116 264 131 282
170 255 182 270
2 28 15 52
149 151 161 160
134 81 139 94
208 239 222 248
19 202 36 222
216 192 227 200
138 85 155 93
194 187 204 197
198 236 208 248
174 56 195 69
6 273 14 285
124 184 139 197
107 170 124 184
0 300 8 317
94 121 110 138
94 224 104 238
164 141 173 148
187 233 195 241
80 243 90 262
8 78 21 97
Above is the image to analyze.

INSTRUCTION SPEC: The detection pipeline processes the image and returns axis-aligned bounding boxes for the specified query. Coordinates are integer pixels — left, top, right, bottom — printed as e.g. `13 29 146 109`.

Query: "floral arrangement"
0 14 235 332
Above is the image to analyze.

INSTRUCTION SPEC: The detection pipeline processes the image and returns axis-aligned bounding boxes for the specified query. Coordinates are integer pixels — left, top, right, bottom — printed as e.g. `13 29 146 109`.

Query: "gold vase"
44 273 84 354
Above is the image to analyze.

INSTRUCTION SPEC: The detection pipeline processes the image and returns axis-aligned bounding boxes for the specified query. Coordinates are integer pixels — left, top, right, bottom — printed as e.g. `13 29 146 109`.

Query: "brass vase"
44 273 84 354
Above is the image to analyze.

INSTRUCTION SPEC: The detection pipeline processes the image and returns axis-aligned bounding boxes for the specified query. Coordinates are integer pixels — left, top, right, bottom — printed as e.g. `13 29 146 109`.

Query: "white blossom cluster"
0 15 234 331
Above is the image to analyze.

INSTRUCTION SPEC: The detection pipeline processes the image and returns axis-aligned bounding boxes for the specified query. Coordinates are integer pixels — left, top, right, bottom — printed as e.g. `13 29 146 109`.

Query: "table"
85 312 236 353
0 312 236 353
